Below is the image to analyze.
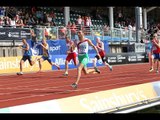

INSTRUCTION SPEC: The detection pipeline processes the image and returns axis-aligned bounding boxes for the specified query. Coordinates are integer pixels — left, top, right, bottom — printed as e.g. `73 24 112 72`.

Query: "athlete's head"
22 38 27 44
96 37 101 43
65 35 70 43
77 30 84 40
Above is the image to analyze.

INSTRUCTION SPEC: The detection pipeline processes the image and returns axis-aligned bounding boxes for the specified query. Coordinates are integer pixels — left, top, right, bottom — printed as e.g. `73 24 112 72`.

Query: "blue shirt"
22 44 31 56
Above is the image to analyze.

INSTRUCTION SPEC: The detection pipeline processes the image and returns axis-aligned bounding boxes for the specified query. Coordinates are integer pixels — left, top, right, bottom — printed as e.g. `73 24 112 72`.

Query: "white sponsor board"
0 81 158 113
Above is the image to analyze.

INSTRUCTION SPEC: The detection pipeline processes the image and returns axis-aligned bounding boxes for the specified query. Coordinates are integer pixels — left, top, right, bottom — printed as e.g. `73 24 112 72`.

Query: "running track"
0 63 159 108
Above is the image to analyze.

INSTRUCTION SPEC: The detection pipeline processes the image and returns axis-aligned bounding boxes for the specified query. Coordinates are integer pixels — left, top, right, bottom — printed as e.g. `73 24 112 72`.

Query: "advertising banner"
51 54 104 70
134 43 146 53
0 28 31 40
0 56 51 74
106 52 146 65
1 81 159 113
28 39 110 56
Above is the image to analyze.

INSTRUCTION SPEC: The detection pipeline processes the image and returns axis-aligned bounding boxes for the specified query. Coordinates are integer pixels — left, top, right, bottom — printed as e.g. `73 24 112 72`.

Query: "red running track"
0 63 159 108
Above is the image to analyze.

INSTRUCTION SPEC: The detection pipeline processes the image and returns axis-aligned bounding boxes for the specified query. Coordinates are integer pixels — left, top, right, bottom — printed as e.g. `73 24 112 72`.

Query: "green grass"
133 105 160 113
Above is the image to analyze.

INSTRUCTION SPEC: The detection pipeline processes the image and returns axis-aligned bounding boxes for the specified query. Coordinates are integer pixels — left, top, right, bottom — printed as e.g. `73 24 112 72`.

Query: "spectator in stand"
10 17 16 28
60 26 67 39
0 7 5 17
103 23 109 35
66 21 72 29
43 12 48 26
31 7 37 15
46 13 53 26
28 14 37 26
81 16 85 27
76 15 82 30
88 16 92 27
49 10 56 25
117 10 123 23
35 10 42 25
15 14 24 28
0 16 4 27
70 22 77 39
84 16 91 35
3 16 11 27
132 24 136 31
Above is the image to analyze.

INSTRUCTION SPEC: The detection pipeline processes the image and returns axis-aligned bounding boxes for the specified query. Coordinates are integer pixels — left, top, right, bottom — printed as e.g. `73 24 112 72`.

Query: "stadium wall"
0 39 147 74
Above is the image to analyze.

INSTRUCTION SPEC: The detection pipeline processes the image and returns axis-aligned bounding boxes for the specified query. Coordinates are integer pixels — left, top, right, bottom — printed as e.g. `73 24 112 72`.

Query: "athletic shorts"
66 52 77 65
99 50 105 57
41 55 52 63
153 53 160 60
21 56 32 64
95 55 106 63
78 54 89 67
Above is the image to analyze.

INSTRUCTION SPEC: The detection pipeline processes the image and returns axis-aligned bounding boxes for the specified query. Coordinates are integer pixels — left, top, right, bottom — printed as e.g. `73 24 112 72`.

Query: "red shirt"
152 38 160 53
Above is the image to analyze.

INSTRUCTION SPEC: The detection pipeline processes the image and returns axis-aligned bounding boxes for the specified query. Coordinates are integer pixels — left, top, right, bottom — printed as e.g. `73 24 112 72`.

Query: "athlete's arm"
96 42 104 51
41 43 48 50
88 39 100 56
70 41 76 51
152 39 160 48
21 43 29 50
67 41 76 54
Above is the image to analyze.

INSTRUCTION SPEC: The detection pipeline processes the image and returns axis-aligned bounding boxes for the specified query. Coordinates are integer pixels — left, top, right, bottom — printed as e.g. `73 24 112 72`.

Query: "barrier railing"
95 96 160 113
0 25 148 43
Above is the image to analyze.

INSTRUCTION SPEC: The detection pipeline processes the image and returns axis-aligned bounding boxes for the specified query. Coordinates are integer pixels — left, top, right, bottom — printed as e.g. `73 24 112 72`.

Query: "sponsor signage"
0 56 51 74
1 81 159 113
134 43 146 53
106 52 146 65
0 28 31 40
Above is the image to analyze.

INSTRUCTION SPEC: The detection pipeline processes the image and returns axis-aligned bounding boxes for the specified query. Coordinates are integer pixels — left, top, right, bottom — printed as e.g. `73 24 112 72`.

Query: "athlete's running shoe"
63 73 68 76
109 66 113 71
149 68 154 72
71 83 78 89
17 72 23 75
156 69 159 73
94 67 101 74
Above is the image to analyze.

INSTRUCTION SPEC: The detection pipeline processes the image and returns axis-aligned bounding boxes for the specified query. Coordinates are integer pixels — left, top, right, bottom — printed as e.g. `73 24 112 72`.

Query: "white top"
77 38 89 54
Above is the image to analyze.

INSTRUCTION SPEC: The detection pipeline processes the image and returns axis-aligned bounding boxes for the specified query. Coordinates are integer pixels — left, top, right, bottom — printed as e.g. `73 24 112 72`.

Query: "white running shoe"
17 72 23 75
109 66 113 71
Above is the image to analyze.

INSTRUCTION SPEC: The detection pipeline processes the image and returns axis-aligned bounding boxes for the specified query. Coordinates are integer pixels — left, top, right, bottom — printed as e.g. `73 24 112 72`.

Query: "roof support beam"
146 7 157 13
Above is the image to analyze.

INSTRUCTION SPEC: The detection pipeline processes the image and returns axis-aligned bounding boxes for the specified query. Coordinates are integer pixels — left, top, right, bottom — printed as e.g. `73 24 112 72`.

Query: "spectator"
76 15 82 30
66 21 71 29
0 16 4 27
10 17 16 28
70 22 77 39
28 14 36 26
15 14 24 28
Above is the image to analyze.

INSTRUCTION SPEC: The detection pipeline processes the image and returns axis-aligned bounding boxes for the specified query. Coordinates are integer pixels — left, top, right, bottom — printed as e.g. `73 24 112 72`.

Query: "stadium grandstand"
0 6 160 113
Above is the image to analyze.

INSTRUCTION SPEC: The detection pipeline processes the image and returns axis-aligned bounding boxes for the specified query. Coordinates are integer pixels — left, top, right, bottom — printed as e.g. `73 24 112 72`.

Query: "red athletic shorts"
99 50 105 57
66 52 77 65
